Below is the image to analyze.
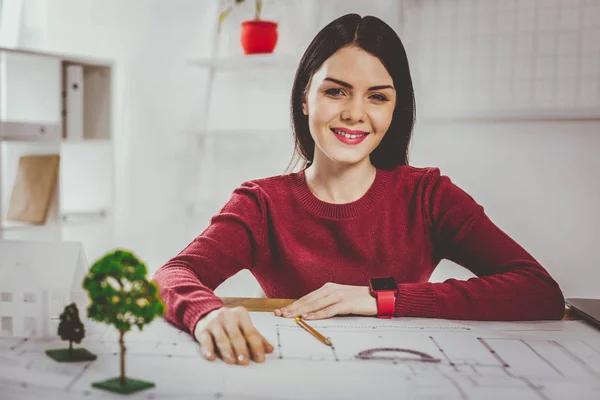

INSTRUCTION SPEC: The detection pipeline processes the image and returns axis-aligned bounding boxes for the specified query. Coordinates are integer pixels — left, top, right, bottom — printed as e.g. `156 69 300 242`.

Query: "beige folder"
6 154 60 224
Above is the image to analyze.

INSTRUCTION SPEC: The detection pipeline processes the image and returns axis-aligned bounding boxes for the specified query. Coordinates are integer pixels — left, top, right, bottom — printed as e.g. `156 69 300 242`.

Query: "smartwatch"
369 277 398 319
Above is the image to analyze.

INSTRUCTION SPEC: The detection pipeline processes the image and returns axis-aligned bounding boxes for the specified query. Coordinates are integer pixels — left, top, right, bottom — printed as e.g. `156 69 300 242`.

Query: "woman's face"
302 45 396 168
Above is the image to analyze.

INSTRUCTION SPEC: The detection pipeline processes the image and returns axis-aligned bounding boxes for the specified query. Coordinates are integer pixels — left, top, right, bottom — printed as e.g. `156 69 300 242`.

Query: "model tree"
45 303 97 362
83 249 164 394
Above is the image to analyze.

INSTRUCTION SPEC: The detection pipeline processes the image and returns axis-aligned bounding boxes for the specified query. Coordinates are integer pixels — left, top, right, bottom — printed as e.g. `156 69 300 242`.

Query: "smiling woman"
300 46 396 171
289 16 414 176
153 13 565 366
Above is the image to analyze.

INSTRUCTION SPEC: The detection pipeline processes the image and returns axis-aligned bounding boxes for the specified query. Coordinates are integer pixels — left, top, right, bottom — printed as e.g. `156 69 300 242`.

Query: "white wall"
11 0 600 299
404 0 600 299
413 120 600 298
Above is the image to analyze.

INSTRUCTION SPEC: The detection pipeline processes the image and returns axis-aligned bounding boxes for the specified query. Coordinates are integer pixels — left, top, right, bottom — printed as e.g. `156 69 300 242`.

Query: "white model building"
0 240 89 338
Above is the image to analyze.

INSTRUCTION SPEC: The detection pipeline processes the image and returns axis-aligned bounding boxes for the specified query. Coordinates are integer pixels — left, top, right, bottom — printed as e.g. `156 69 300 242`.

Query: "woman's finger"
222 313 251 365
238 312 269 363
210 325 236 364
292 292 341 318
239 312 275 359
276 283 331 316
263 336 275 353
240 329 267 362
196 329 216 361
303 303 342 320
278 283 334 317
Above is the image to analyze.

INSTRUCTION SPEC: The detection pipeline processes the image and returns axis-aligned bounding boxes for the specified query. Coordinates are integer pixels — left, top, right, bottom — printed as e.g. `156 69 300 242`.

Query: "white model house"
0 240 89 338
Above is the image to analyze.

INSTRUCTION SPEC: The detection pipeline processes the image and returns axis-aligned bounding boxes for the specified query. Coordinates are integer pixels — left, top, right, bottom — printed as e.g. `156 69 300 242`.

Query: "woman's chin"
325 151 370 166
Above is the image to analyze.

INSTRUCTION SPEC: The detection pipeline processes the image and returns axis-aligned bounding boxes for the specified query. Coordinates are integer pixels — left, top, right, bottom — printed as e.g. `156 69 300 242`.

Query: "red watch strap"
376 291 396 319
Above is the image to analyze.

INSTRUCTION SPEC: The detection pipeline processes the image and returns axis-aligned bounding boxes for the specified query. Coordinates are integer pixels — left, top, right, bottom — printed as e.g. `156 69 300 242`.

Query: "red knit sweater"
153 165 565 334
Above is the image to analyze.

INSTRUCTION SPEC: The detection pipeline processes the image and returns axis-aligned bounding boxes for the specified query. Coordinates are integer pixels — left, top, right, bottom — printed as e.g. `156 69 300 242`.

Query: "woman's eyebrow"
324 77 395 91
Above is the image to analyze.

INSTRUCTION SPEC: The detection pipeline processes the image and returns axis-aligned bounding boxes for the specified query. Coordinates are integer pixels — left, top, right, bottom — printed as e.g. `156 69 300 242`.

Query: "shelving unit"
0 46 114 260
189 53 301 70
183 0 308 231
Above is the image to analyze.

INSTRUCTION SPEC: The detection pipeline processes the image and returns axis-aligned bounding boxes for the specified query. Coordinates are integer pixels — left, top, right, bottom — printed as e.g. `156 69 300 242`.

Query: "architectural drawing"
1 313 599 399
0 240 89 338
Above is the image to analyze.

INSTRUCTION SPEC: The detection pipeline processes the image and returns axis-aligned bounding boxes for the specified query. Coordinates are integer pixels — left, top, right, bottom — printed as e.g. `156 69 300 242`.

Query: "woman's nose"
341 98 366 123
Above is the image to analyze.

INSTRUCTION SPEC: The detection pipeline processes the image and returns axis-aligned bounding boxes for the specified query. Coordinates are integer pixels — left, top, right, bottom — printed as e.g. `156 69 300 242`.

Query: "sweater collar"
289 167 393 219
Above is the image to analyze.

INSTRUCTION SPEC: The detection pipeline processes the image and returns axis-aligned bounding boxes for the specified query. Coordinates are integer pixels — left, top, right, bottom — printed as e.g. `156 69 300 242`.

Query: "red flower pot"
240 20 278 54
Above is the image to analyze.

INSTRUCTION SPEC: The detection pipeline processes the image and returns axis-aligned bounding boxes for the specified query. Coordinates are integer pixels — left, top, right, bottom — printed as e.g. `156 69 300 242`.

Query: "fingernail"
204 351 212 358
274 309 281 316
237 354 246 362
302 314 310 319
256 352 264 361
283 311 291 317
224 353 233 361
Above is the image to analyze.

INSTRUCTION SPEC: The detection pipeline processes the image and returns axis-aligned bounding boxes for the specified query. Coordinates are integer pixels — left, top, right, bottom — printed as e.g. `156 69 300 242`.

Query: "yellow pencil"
295 317 332 346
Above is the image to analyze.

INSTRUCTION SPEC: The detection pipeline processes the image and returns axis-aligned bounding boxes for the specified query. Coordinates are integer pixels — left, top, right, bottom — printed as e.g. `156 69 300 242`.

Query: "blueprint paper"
1 312 600 399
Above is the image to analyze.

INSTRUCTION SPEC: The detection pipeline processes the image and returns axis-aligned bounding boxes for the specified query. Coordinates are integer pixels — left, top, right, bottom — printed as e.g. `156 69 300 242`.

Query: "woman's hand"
274 283 377 320
194 306 274 365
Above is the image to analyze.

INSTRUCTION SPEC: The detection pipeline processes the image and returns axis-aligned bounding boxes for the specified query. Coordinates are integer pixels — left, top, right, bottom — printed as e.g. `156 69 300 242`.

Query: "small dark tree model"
59 303 85 351
45 303 97 362
83 249 164 395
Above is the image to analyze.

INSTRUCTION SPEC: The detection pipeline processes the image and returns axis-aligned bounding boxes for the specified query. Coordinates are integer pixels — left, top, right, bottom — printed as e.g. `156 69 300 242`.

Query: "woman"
154 14 565 366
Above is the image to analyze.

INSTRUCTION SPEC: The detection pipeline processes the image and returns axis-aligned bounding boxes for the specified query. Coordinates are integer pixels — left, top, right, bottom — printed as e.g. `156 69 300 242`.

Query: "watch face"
370 277 397 291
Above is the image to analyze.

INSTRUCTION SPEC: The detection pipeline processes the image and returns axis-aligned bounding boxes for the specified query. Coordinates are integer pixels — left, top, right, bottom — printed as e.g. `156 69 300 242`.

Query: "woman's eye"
371 94 389 102
325 88 344 96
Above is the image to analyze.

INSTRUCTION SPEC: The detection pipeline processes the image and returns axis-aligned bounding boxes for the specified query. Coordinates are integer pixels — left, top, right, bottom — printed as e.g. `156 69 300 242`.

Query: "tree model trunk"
119 330 126 386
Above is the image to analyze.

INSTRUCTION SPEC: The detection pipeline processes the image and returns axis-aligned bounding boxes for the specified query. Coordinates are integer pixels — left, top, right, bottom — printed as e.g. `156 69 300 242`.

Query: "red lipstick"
330 127 370 145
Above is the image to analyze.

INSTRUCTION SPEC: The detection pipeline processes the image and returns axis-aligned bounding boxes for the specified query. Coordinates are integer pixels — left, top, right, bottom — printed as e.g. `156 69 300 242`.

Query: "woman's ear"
301 86 310 115
302 95 308 116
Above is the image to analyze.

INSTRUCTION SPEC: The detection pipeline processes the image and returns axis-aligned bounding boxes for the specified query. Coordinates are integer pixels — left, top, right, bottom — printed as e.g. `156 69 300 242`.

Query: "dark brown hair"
286 13 416 173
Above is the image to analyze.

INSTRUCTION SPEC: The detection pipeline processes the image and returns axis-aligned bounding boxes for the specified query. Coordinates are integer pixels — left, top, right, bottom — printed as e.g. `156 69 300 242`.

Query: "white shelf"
0 46 113 67
418 108 600 124
1 221 54 231
0 121 61 141
1 210 110 231
60 138 112 144
189 53 300 70
60 210 110 223
181 128 291 137
0 137 111 144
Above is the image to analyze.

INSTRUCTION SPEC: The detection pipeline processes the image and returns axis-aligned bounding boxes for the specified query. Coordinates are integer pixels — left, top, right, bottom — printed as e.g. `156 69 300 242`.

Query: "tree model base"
92 377 155 394
45 348 97 362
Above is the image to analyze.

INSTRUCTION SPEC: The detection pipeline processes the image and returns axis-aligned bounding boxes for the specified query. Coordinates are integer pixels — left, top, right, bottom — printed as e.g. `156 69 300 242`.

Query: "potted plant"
219 0 278 55
83 249 165 395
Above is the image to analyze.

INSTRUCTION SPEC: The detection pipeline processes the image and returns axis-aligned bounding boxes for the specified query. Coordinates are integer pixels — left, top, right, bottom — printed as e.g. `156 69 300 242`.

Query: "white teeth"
332 129 368 139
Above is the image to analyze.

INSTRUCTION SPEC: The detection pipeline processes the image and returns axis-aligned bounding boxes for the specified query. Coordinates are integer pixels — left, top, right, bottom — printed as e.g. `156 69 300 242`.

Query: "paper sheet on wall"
1 313 600 399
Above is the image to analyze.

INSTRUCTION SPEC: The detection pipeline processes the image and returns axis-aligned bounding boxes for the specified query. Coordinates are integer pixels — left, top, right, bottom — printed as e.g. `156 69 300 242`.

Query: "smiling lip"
331 127 368 135
330 127 369 145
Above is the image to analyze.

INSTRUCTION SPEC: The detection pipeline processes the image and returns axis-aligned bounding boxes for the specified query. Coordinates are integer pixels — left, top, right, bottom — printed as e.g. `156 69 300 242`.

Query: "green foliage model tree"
83 249 164 394
58 303 85 353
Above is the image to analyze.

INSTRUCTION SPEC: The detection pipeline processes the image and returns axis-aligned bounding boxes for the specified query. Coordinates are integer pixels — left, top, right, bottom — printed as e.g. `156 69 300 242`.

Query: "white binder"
63 65 84 140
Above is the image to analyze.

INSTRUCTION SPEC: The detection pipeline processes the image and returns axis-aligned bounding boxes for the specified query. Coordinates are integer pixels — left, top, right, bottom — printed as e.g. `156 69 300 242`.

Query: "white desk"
1 310 600 399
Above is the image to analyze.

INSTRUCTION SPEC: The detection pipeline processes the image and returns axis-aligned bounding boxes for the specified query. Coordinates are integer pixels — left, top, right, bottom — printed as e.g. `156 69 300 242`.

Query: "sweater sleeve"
396 168 565 321
153 182 266 334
